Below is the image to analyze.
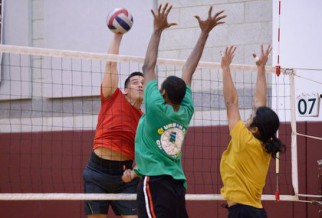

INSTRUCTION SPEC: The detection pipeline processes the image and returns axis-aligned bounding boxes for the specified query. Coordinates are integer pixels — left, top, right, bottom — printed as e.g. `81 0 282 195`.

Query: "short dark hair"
124 72 144 88
161 76 187 105
250 106 286 159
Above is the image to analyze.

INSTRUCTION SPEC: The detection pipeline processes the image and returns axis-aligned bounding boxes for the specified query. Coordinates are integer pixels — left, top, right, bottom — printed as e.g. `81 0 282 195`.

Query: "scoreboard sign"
297 93 321 117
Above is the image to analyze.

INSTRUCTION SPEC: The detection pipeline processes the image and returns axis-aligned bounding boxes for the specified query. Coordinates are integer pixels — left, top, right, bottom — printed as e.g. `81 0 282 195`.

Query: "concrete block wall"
25 0 274 91
153 0 273 111
31 0 44 98
157 0 272 65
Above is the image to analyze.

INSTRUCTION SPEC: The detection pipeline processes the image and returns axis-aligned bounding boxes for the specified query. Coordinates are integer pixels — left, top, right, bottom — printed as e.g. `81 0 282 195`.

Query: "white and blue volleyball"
107 8 133 34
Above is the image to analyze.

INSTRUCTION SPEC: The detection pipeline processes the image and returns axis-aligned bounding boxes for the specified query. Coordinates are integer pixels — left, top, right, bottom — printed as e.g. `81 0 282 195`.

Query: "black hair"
161 76 187 105
250 106 286 159
124 72 144 88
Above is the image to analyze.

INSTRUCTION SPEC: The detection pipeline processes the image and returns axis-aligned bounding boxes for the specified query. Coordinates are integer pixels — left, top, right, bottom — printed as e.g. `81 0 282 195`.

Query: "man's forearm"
142 30 163 80
182 31 209 85
254 66 267 108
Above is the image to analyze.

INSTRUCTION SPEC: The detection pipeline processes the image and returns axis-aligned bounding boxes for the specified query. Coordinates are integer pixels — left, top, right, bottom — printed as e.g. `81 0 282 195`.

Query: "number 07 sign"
297 93 321 117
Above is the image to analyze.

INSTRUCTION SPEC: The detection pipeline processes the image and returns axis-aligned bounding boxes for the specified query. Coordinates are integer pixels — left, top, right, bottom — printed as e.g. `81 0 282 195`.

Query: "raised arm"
142 3 176 87
101 33 123 97
253 45 272 109
182 6 226 86
221 46 240 131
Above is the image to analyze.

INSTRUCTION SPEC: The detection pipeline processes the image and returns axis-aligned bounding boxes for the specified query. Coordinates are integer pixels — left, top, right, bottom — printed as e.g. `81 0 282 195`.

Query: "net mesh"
0 45 296 200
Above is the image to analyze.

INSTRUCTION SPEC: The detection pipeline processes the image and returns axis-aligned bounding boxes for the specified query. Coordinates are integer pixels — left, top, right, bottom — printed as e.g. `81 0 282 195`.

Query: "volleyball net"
0 44 317 202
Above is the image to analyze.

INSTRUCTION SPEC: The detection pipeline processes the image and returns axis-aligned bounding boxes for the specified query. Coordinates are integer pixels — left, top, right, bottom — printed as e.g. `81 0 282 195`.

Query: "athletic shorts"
83 152 139 216
137 175 188 218
227 203 267 218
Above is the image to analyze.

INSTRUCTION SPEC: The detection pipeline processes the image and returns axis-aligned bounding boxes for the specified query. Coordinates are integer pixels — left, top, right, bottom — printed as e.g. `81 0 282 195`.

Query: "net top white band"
0 44 277 73
0 193 299 201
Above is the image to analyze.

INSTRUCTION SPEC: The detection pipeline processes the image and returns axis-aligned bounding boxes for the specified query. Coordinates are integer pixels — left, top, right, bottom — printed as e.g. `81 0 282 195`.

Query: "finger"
214 10 225 19
229 46 235 55
208 6 213 18
165 5 172 15
266 45 272 55
229 47 235 59
151 9 156 18
162 3 169 14
216 15 227 22
232 46 237 54
227 47 232 56
168 22 177 27
158 4 162 14
194 15 201 22
228 46 233 53
216 21 225 26
261 44 264 56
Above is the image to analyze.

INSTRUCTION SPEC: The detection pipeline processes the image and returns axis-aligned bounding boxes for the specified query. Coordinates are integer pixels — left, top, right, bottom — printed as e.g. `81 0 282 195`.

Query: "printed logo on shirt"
156 123 186 159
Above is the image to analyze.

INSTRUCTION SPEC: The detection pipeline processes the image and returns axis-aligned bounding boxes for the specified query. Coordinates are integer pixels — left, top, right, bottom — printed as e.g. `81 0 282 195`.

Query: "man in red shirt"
83 32 144 218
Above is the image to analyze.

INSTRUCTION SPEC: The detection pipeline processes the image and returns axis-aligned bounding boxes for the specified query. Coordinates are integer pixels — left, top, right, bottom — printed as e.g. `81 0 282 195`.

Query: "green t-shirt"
135 80 194 188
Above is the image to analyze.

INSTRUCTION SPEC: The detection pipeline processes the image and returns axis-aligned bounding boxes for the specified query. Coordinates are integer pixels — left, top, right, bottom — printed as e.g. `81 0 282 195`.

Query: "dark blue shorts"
83 152 139 216
228 204 267 218
137 175 188 218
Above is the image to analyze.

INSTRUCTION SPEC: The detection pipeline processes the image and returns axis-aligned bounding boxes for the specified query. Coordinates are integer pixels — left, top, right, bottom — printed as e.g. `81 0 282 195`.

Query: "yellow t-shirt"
220 120 271 208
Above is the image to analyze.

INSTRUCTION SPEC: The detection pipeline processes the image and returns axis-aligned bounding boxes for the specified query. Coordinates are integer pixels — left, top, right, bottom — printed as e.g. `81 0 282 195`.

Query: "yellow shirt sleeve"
230 120 258 152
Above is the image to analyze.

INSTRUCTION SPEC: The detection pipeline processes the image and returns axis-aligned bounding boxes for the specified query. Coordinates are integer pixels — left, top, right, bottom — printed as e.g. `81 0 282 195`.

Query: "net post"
289 69 299 198
275 152 280 202
275 64 281 201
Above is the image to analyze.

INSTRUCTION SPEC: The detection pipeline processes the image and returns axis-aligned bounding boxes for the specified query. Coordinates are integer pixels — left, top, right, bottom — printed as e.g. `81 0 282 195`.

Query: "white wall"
272 0 322 70
272 0 322 121
0 0 32 100
43 0 153 55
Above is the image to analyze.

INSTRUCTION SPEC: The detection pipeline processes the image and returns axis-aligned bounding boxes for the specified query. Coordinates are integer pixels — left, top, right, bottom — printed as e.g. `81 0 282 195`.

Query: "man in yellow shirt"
220 45 286 217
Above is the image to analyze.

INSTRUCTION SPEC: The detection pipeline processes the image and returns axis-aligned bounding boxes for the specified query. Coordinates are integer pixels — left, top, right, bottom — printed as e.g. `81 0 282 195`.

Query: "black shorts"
137 175 188 218
228 204 267 218
83 152 139 216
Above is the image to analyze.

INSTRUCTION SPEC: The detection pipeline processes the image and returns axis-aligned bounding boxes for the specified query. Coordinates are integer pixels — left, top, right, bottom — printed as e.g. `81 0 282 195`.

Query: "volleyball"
106 8 133 34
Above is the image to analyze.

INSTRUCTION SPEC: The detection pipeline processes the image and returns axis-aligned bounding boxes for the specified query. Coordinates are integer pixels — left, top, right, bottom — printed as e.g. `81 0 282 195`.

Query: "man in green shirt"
123 3 226 217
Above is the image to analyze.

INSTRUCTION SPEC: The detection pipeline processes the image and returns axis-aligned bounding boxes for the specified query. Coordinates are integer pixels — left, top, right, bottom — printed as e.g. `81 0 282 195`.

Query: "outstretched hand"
151 3 177 31
221 46 237 69
253 45 272 67
195 6 226 33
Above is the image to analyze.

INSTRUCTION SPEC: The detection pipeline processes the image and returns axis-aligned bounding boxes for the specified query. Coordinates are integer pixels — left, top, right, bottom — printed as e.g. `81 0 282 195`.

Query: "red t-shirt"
93 88 143 160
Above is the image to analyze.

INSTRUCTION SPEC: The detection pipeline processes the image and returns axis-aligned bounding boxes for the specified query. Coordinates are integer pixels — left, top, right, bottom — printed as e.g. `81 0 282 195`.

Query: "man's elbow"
142 64 154 75
253 101 266 109
225 96 238 108
142 64 148 73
